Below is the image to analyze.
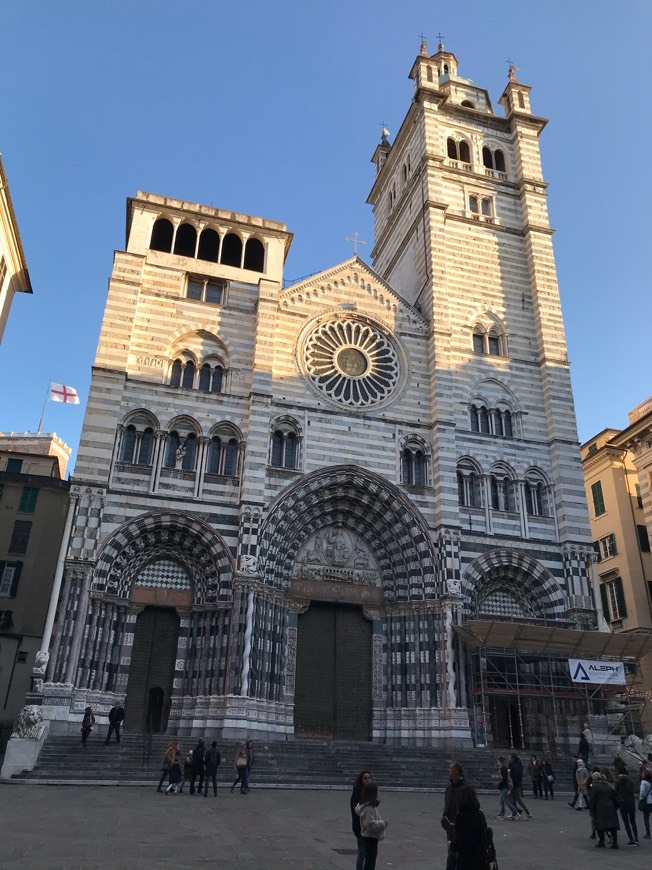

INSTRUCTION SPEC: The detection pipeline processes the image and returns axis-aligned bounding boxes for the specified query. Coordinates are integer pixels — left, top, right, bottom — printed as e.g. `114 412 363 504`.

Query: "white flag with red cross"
48 382 80 404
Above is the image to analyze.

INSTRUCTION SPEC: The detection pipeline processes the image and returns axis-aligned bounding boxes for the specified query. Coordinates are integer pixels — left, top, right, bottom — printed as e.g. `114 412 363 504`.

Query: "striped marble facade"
39 46 596 746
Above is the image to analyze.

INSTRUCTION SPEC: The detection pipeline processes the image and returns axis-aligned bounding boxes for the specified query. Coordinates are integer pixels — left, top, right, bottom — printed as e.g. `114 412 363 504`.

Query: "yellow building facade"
582 406 652 732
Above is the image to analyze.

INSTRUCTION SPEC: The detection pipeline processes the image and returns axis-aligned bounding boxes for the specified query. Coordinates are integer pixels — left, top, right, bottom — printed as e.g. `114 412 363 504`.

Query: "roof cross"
345 232 368 255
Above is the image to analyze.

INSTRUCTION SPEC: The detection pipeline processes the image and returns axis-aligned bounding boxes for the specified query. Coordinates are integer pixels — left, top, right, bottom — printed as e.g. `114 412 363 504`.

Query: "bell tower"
368 42 592 566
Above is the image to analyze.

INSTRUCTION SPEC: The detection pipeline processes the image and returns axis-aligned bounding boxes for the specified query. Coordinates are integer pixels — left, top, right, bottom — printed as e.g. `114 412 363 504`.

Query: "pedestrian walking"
571 758 590 810
80 706 95 747
157 739 177 792
578 732 590 765
166 751 183 794
105 702 125 745
351 770 372 870
354 782 389 870
640 768 652 839
241 738 254 794
528 753 542 798
495 756 519 820
230 742 247 793
203 741 221 797
614 771 639 845
441 761 471 870
583 722 594 755
508 752 532 818
589 771 620 849
189 739 205 795
540 758 555 800
449 785 492 870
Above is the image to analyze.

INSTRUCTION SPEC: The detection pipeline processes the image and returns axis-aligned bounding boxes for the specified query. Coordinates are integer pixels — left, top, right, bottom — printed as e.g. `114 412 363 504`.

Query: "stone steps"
13 733 598 790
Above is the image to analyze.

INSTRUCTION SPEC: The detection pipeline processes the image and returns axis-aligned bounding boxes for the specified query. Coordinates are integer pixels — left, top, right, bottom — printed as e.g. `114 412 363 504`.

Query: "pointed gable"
279 256 428 336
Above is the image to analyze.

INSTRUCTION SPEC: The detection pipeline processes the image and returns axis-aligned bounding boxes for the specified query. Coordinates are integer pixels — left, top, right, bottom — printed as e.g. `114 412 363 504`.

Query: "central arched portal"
124 606 180 732
294 601 372 740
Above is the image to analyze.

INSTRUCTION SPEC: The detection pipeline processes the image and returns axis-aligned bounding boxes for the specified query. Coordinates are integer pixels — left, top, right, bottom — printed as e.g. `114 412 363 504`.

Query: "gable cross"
345 232 368 255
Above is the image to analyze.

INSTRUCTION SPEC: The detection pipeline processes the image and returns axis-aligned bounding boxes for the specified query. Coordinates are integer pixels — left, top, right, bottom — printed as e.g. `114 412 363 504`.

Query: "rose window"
303 319 400 407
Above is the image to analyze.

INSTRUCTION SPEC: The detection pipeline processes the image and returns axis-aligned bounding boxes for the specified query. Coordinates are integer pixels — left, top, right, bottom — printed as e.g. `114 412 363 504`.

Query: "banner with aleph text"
568 659 626 685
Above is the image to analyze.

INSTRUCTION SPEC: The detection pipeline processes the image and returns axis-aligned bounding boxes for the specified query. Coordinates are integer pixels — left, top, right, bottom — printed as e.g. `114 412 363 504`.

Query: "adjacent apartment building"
582 399 652 731
0 155 32 343
0 434 71 733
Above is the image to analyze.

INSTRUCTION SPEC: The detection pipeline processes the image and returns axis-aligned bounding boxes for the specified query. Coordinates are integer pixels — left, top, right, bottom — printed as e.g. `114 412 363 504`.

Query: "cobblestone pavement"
0 785 648 869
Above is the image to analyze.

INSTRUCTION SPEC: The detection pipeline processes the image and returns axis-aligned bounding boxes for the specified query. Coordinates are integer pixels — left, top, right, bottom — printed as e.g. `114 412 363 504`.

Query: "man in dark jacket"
203 741 221 797
496 756 519 820
442 762 476 870
508 753 532 819
105 702 125 745
189 739 205 795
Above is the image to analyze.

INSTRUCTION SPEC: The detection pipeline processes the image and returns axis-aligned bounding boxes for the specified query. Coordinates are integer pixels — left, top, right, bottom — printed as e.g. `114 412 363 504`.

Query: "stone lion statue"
11 705 43 739
623 732 652 759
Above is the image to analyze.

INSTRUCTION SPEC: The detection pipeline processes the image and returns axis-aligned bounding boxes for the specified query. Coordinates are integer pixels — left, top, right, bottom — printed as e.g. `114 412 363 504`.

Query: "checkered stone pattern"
258 467 437 601
479 589 529 619
462 547 567 620
93 510 233 604
134 559 190 590
237 507 262 568
68 488 106 560
561 545 593 600
383 609 440 707
436 529 461 596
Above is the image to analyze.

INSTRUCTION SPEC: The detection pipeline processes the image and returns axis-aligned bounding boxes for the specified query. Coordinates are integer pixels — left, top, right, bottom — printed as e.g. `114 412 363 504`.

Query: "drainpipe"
3 635 23 710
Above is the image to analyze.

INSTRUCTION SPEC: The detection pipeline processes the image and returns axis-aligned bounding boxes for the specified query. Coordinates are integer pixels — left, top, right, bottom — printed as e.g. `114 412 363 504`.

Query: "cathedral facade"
39 45 597 747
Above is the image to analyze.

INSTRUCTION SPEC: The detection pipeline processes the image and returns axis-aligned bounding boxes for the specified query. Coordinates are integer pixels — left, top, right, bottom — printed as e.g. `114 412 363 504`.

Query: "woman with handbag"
80 706 95 747
540 758 555 800
230 742 248 794
639 768 652 839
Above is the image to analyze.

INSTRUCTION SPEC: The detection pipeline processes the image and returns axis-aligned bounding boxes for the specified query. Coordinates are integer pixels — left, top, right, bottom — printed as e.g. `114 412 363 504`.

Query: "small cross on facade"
345 232 368 255
418 32 429 56
506 58 519 81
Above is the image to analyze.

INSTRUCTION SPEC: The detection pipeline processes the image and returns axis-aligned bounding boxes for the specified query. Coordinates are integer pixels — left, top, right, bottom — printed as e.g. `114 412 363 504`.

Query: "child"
166 752 183 794
355 782 389 870
80 706 95 747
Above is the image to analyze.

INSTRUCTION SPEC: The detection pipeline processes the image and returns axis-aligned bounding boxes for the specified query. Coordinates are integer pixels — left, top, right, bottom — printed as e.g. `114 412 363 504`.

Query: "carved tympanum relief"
293 525 379 586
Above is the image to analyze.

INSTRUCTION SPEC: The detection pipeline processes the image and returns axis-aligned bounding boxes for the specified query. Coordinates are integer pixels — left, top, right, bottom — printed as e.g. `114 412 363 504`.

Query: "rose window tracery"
303 319 400 407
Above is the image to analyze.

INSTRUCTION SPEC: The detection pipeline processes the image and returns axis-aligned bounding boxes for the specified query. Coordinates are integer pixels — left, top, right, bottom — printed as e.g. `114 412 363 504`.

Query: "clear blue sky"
1 1 650 470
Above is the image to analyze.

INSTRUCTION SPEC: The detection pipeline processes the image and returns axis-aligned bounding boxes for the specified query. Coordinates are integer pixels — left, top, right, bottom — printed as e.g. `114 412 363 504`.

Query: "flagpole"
37 382 52 434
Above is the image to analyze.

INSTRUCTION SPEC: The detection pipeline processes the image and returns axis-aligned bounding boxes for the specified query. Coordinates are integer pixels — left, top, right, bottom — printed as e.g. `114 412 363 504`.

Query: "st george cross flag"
49 382 80 404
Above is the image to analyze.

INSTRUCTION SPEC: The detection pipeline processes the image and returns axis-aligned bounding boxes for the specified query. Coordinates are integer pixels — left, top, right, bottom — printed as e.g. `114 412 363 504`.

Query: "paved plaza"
0 783 648 869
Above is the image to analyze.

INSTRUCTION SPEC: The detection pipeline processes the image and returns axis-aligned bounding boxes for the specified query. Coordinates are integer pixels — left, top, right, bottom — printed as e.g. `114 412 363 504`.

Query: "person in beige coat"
157 740 177 792
355 782 389 870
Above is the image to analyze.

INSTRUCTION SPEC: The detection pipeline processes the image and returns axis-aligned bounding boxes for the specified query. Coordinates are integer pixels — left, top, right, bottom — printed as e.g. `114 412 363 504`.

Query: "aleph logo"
573 662 590 681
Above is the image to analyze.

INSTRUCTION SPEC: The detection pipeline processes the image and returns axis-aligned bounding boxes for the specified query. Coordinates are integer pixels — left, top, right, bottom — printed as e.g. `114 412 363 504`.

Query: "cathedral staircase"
8 733 594 792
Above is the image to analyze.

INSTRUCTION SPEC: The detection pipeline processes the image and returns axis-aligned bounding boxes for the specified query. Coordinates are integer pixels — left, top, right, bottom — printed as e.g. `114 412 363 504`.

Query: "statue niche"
293 525 379 586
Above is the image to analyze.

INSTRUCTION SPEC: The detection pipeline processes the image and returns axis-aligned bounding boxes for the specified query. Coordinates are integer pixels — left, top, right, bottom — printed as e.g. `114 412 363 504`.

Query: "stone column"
64 566 94 684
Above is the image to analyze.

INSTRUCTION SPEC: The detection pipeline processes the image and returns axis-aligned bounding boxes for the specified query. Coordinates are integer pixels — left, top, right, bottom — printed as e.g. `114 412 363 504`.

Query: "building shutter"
636 524 651 553
599 583 610 621
613 576 627 619
9 561 22 596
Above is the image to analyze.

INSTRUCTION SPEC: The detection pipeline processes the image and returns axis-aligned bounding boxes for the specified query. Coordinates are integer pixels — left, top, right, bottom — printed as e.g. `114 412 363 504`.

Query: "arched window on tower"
164 431 180 468
525 471 549 517
182 433 197 472
120 419 156 467
270 421 300 470
471 323 506 357
400 440 428 486
481 198 493 217
460 100 475 109
169 359 182 388
173 223 197 258
150 218 174 252
199 364 212 392
197 228 220 262
221 232 242 268
181 360 195 389
469 195 479 214
207 427 241 477
490 473 516 512
459 140 471 163
482 147 493 168
457 460 482 508
244 238 265 272
447 138 458 159
495 150 506 172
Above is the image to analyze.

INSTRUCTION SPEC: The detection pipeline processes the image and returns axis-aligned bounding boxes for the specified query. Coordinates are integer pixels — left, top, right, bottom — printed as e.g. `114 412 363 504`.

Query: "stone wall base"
373 707 473 748
1 722 50 779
